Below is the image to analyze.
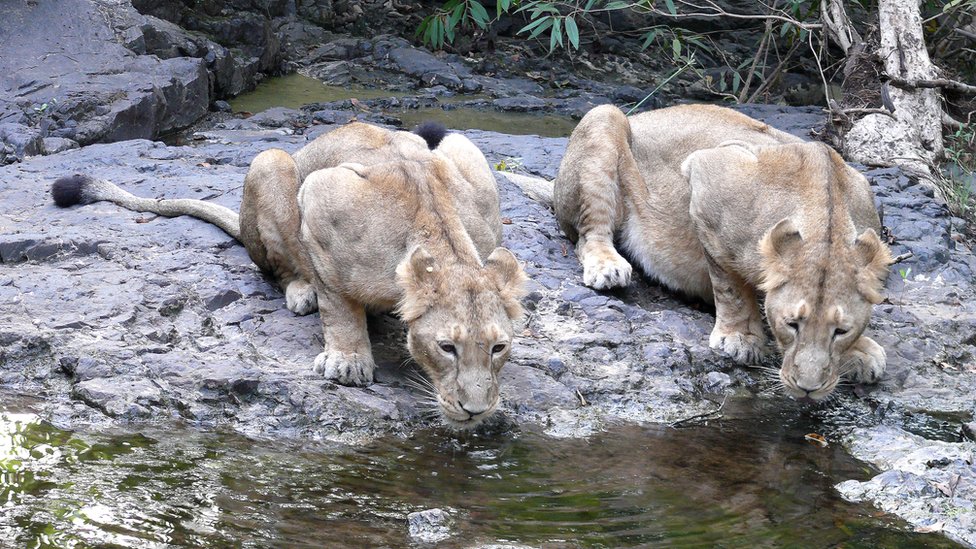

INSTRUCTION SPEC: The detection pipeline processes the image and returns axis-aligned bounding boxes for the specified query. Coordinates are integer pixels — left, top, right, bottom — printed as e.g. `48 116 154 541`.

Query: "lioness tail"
51 174 241 240
413 121 447 150
498 172 554 207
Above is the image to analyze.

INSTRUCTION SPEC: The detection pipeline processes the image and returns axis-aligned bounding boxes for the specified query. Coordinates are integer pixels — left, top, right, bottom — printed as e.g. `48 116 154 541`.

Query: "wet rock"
493 95 549 112
703 371 733 393
387 47 462 89
964 422 976 442
407 508 454 543
247 107 309 128
837 426 976 547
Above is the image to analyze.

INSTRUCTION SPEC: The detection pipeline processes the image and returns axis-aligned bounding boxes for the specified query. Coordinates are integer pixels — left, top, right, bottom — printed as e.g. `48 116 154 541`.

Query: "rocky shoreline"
1 0 975 546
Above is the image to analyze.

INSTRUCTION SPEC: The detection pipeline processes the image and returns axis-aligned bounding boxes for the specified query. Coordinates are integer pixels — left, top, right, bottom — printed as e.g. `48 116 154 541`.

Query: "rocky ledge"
1 106 975 543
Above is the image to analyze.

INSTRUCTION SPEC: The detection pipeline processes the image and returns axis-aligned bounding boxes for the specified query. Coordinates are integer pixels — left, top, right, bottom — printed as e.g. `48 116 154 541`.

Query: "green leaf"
550 17 563 51
450 4 465 26
565 16 579 50
468 1 490 28
780 21 792 37
671 37 681 59
433 16 443 48
498 0 511 16
584 0 598 9
641 28 658 50
732 71 742 93
605 1 630 9
664 0 677 15
516 17 546 36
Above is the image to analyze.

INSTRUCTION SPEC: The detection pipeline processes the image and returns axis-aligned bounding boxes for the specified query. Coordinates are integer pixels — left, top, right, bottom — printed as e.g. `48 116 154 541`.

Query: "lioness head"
760 218 892 400
396 246 527 427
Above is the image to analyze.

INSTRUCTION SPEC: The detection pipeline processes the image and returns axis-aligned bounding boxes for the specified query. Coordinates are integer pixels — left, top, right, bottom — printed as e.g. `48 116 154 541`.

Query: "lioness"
52 122 527 427
551 104 892 401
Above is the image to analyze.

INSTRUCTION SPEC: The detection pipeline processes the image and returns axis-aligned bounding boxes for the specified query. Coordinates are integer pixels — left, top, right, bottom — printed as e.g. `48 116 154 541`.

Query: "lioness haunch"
552 104 893 401
52 122 527 428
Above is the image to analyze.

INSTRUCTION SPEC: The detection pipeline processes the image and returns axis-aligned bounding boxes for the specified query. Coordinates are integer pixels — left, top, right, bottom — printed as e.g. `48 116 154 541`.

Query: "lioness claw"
284 280 317 316
582 253 632 290
709 331 768 364
313 351 375 386
844 337 887 384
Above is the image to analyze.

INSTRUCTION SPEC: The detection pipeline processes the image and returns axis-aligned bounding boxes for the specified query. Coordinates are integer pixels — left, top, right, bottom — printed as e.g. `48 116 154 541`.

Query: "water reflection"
228 72 578 138
0 395 962 548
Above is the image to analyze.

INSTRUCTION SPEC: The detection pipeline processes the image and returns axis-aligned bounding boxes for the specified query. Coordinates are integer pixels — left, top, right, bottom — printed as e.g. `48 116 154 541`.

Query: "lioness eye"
439 342 456 354
834 328 849 338
786 321 799 331
491 344 506 354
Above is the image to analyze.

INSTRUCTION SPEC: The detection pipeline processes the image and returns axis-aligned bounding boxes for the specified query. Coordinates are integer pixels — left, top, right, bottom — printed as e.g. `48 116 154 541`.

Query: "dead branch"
888 77 976 95
669 395 728 428
890 252 915 264
943 112 966 129
627 0 822 31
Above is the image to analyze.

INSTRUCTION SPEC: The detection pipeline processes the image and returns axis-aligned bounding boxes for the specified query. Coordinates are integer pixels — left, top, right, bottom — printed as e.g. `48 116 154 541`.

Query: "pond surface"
229 73 579 138
1 393 960 548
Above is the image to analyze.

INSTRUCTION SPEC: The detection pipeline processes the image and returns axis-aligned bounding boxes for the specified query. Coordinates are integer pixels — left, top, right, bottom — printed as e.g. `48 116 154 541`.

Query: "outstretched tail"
413 121 447 150
51 174 241 240
497 172 554 207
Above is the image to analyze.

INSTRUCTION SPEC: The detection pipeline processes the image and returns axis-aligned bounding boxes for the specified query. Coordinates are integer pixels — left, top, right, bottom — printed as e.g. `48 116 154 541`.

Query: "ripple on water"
0 393 964 548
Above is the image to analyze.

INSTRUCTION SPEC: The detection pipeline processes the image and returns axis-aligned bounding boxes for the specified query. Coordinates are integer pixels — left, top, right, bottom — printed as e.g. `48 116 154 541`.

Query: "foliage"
494 156 525 172
940 123 975 219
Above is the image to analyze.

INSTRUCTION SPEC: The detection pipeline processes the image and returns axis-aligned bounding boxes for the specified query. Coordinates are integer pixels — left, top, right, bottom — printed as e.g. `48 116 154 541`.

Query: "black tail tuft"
413 121 447 150
52 174 95 208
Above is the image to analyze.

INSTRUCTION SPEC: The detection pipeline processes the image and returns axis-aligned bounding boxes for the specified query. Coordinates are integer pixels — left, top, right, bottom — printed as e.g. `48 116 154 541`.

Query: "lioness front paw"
581 249 632 290
285 280 317 316
843 337 886 384
709 329 768 364
312 351 375 386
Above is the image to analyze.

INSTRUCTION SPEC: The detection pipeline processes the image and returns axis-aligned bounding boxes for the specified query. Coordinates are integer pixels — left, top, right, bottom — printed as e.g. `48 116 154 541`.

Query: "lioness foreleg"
705 260 769 364
840 335 886 384
283 278 317 316
577 234 633 290
311 284 375 386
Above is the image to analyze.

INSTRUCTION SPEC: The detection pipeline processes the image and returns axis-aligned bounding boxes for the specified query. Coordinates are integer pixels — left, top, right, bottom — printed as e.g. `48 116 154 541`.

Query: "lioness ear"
759 218 802 292
485 247 528 321
396 246 438 322
854 228 892 304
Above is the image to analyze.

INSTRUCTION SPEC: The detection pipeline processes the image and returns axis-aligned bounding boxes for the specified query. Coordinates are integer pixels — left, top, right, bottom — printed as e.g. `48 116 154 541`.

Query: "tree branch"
888 76 976 95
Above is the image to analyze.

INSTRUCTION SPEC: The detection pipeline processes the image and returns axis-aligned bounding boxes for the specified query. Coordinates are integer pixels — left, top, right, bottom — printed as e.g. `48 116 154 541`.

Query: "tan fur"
246 122 526 427
61 122 526 428
553 104 893 400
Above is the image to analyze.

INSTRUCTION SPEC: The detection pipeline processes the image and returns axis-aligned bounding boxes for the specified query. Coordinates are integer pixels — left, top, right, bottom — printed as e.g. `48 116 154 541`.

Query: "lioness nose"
458 401 491 416
795 377 826 393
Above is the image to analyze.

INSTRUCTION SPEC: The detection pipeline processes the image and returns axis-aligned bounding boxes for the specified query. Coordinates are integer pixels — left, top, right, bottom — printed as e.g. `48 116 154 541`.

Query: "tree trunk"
843 0 944 177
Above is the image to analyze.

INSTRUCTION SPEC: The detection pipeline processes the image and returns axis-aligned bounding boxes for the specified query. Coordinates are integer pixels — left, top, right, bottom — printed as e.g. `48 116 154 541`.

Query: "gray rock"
42 137 80 155
493 95 549 112
0 123 42 160
407 508 454 543
838 426 976 547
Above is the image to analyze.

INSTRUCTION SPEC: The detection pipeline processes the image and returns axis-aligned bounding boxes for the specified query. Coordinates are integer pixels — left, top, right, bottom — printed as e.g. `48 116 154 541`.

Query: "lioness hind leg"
841 335 886 384
706 261 769 364
554 104 634 290
311 285 375 386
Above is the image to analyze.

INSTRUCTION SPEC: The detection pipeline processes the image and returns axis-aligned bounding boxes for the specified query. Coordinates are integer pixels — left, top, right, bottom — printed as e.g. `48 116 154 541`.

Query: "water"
229 73 579 138
1 394 961 548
